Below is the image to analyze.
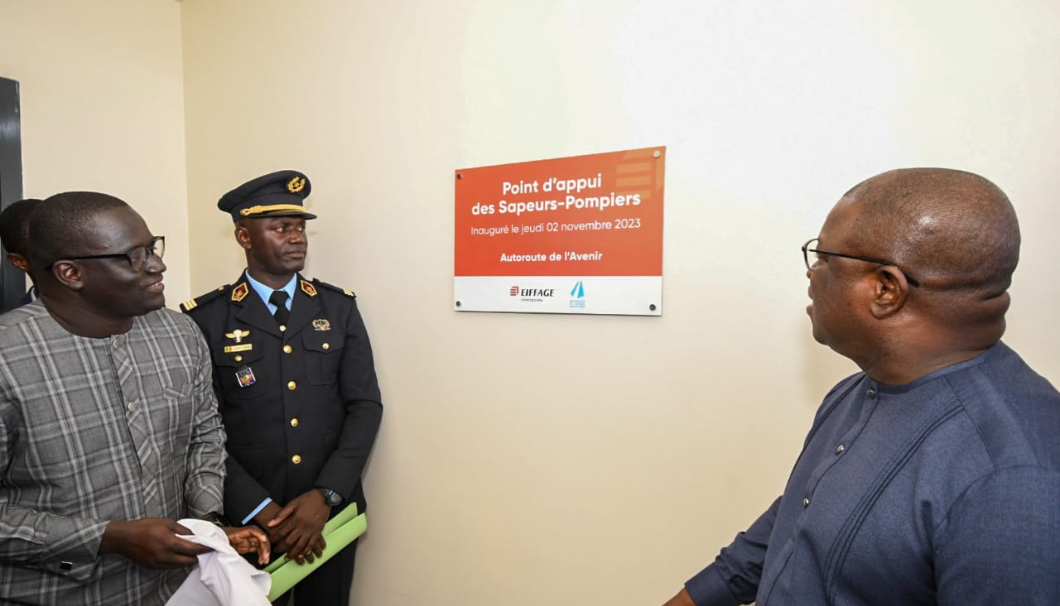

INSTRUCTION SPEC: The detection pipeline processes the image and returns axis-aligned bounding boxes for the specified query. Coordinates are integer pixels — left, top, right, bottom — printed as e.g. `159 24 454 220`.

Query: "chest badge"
235 366 256 387
225 329 250 343
312 319 331 332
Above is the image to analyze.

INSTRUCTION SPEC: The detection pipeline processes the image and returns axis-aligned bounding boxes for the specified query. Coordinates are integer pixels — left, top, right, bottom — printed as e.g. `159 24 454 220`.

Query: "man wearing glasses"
662 168 1059 606
0 192 268 605
182 170 382 606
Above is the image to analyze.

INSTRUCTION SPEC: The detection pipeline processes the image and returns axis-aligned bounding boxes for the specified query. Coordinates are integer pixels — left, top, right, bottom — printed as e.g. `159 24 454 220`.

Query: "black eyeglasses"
48 236 165 272
802 238 919 287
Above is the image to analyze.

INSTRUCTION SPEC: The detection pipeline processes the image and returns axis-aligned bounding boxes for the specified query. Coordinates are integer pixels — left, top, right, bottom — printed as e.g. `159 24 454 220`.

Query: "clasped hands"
254 489 331 565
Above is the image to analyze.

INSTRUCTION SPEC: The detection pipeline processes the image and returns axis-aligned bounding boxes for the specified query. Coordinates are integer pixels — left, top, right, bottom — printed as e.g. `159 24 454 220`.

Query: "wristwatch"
318 487 343 507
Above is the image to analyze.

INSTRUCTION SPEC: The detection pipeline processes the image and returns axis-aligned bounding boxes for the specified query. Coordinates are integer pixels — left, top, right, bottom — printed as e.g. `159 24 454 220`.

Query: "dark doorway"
0 77 25 311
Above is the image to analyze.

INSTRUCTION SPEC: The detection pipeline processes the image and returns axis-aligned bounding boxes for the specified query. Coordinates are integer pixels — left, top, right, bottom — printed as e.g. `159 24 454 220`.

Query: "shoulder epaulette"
313 278 356 298
180 284 230 312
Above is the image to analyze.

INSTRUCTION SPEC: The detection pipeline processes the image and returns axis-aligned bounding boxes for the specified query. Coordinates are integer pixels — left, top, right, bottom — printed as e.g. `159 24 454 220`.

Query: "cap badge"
312 319 331 332
225 329 250 343
287 176 307 193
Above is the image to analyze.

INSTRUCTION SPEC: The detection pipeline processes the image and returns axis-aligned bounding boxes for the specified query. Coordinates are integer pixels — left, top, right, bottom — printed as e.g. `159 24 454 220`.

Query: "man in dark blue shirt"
662 168 1060 606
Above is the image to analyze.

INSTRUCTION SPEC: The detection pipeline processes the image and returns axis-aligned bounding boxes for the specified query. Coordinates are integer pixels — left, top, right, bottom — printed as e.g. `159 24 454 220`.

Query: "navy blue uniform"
182 273 381 603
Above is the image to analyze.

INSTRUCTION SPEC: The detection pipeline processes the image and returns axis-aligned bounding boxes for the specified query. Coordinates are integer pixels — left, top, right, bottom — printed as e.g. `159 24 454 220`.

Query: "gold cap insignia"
287 176 306 193
225 329 251 343
231 282 249 303
300 280 318 297
312 319 331 332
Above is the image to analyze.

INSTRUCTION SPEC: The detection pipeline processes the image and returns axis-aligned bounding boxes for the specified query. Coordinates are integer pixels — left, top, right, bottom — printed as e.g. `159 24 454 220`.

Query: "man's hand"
252 501 284 541
266 490 330 564
99 518 209 569
661 588 697 606
224 525 271 565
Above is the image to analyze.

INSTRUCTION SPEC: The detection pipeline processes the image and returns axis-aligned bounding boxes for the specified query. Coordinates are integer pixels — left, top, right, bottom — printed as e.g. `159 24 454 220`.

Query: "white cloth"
166 519 271 606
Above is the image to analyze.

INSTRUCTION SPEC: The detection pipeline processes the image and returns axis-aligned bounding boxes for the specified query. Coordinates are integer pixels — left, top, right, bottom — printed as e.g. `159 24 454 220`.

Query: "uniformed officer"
182 170 382 605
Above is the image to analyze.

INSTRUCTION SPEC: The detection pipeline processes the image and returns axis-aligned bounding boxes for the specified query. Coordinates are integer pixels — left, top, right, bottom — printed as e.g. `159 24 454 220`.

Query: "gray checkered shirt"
0 302 226 605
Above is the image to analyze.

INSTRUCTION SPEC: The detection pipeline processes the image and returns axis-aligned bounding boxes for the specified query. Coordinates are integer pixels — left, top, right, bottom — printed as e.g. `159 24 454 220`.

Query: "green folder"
264 502 367 600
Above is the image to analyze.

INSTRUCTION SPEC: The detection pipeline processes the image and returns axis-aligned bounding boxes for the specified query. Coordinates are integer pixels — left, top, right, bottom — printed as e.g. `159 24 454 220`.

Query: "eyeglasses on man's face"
801 238 920 287
49 235 166 272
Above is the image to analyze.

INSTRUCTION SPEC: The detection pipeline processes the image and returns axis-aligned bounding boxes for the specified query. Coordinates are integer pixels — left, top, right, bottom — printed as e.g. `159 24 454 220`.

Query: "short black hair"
0 198 42 256
29 192 130 270
845 168 1019 296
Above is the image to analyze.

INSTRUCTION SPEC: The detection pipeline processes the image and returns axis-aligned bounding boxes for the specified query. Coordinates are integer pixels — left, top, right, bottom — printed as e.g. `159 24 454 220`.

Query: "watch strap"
317 487 342 506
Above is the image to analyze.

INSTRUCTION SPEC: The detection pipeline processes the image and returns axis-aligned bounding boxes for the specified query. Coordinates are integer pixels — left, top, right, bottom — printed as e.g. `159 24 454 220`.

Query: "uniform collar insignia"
312 319 331 331
225 329 250 343
300 279 318 297
231 282 250 303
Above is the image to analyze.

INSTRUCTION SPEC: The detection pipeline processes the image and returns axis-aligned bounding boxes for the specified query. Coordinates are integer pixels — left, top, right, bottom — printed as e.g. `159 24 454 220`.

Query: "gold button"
292 454 302 464
290 418 299 427
234 355 243 362
279 325 287 332
283 345 293 354
322 343 330 350
287 381 297 390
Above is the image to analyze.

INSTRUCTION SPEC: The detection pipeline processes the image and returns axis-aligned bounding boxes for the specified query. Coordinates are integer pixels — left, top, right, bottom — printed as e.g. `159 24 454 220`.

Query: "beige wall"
180 2 1060 605
5 1 1059 605
0 0 192 301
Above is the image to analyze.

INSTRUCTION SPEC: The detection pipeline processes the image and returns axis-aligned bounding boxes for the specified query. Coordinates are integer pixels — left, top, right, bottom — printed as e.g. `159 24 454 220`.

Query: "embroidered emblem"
300 280 318 297
224 344 254 353
225 329 250 343
182 299 197 311
312 319 331 331
235 366 256 387
287 176 306 193
231 282 249 303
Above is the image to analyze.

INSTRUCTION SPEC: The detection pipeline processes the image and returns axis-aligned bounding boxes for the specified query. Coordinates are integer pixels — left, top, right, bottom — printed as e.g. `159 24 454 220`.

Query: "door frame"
0 77 25 310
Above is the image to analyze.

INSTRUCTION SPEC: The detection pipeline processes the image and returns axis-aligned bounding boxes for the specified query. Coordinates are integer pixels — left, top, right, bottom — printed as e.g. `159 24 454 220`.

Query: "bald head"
807 169 1021 380
832 168 1020 354
843 168 1019 297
